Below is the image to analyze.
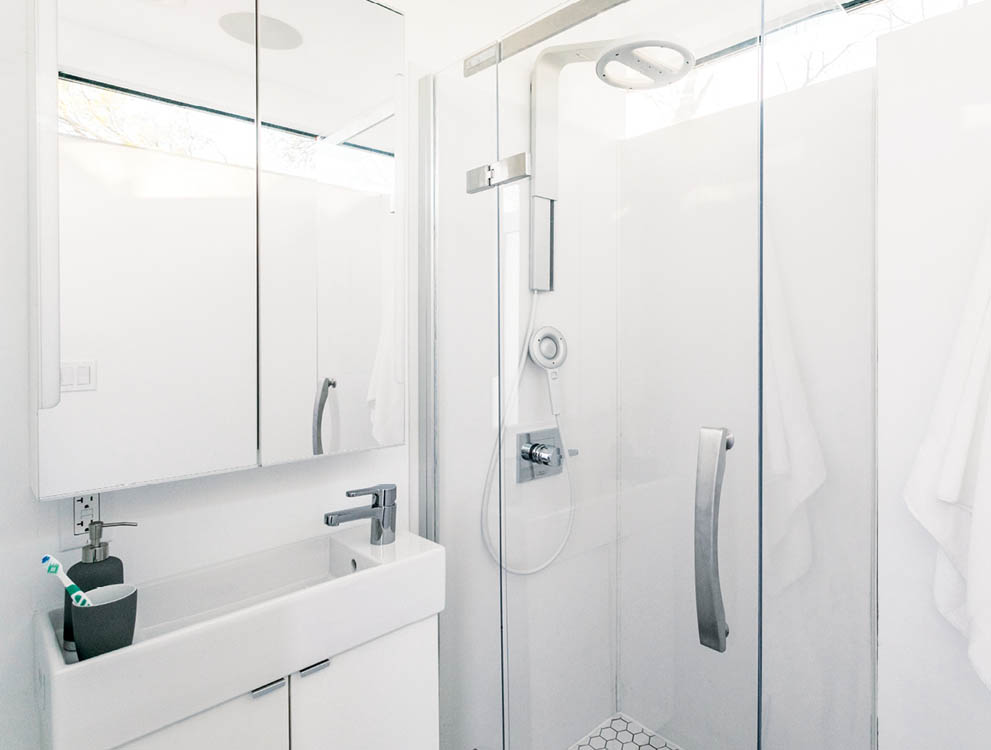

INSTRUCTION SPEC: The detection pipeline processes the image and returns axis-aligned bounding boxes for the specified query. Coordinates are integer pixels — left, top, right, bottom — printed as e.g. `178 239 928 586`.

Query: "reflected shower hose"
479 292 577 575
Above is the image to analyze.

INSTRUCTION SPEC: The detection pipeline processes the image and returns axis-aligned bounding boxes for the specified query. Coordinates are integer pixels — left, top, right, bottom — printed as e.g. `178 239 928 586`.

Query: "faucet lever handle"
344 484 397 506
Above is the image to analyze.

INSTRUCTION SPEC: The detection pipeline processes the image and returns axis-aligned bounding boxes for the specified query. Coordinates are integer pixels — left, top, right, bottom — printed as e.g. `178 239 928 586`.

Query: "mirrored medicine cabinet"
31 0 406 500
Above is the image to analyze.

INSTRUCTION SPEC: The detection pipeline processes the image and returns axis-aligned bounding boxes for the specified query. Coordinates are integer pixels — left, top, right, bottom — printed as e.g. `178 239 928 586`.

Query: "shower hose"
479 292 577 575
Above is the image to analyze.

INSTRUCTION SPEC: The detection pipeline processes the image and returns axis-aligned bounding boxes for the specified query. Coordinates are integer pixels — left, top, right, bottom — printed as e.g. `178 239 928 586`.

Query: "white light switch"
60 361 97 392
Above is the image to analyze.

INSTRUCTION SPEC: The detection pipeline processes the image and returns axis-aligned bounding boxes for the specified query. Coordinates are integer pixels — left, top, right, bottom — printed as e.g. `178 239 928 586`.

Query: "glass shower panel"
758 2 991 749
430 59 505 750
492 2 761 748
759 4 877 748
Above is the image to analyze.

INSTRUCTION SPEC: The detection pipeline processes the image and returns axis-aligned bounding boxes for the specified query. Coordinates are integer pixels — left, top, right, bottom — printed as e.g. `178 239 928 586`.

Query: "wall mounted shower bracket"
466 152 531 194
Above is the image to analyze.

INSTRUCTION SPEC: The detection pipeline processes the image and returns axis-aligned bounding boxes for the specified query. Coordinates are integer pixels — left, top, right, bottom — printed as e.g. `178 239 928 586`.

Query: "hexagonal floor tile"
569 713 682 750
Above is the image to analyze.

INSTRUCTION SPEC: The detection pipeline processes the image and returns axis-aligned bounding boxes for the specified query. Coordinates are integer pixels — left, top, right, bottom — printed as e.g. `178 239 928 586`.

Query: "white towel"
904 226 991 689
763 240 828 595
367 205 405 445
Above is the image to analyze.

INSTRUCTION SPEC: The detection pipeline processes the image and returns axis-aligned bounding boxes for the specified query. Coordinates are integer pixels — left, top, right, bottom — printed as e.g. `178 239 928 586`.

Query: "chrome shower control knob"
521 442 561 467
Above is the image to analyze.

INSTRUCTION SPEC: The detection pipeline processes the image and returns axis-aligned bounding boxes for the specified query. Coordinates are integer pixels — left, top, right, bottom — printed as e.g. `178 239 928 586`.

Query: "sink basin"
133 531 380 643
35 527 445 750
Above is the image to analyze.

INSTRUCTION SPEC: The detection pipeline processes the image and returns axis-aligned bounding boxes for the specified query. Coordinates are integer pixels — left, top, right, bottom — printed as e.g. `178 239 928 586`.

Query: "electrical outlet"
72 494 100 536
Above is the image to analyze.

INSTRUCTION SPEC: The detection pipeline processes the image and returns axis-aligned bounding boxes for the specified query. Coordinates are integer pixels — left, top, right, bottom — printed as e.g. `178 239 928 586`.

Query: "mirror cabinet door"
258 0 405 465
38 1 259 499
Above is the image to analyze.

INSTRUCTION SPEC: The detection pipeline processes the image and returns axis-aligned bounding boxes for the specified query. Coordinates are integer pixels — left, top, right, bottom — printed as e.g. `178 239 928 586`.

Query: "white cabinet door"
290 617 439 750
38 136 258 500
116 683 289 750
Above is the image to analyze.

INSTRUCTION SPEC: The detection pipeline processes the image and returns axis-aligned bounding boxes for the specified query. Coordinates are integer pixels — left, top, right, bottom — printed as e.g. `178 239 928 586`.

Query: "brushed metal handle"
312 377 337 456
251 677 286 698
694 427 734 653
298 658 331 677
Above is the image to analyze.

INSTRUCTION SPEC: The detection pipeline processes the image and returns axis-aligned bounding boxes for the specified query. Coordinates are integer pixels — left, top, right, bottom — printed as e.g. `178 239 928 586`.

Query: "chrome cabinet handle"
298 658 331 677
251 677 286 698
312 377 337 456
694 427 734 653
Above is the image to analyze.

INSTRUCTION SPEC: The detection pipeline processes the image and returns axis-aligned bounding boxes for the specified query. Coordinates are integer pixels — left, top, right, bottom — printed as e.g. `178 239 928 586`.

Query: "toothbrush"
41 555 91 607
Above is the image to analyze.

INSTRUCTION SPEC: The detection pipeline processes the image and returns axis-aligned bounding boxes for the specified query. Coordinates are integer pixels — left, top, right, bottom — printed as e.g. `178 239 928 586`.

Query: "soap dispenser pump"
63 521 137 652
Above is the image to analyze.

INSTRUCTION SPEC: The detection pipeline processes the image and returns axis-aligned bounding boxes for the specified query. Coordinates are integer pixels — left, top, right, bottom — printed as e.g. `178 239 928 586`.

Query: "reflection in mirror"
258 0 406 465
38 0 258 499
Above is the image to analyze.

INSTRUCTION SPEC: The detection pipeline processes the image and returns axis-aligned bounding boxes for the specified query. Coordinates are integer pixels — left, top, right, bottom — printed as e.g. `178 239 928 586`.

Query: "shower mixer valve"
521 441 561 467
516 427 565 483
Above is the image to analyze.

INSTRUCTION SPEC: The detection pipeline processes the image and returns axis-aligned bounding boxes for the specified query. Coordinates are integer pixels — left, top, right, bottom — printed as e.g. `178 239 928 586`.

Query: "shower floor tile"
569 713 682 750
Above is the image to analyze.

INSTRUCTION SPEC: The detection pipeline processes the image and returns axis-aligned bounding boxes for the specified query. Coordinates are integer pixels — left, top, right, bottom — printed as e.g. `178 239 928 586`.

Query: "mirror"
38 0 259 499
257 0 406 465
35 0 406 499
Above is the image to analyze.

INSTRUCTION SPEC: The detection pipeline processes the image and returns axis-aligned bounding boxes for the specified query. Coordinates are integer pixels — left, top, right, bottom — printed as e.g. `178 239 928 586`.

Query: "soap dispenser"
63 521 137 652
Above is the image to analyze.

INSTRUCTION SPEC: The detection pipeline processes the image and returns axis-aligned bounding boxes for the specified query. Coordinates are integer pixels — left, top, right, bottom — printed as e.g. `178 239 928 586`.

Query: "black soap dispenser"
63 521 137 652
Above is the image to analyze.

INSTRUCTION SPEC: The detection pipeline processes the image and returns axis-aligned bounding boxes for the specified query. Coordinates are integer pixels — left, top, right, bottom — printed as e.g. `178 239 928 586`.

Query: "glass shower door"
491 2 761 748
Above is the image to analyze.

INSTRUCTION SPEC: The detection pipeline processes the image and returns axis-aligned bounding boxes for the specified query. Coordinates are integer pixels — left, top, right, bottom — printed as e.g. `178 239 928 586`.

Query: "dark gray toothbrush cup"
72 583 137 661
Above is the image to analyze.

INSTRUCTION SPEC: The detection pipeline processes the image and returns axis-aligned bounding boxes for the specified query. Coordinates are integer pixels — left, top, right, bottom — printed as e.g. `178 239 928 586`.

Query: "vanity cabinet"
116 686 289 750
111 618 439 750
290 617 439 750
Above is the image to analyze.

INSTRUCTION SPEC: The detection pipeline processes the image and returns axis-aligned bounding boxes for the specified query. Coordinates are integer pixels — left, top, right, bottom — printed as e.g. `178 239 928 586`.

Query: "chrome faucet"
324 484 397 545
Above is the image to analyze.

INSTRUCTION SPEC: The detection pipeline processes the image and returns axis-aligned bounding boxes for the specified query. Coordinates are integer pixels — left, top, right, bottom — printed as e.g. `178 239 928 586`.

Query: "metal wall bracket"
466 152 530 194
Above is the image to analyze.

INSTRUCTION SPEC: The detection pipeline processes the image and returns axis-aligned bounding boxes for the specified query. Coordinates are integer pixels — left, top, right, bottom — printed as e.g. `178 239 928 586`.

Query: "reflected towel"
367 206 405 445
904 226 991 689
763 241 827 595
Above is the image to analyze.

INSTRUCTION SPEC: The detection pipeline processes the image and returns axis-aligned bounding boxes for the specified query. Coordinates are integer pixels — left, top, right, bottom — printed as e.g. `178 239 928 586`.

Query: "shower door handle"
312 377 337 456
694 426 734 653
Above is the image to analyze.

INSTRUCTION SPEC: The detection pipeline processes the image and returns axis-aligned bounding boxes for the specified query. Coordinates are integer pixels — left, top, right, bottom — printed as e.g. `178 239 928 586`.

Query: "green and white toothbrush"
41 554 91 607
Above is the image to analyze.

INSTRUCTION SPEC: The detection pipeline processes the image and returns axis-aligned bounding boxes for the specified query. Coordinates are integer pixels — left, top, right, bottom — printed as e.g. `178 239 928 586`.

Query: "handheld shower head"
529 326 568 416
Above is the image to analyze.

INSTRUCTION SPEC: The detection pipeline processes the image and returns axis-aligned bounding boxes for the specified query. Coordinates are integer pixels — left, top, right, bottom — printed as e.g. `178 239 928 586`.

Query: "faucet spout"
325 505 383 527
324 483 398 545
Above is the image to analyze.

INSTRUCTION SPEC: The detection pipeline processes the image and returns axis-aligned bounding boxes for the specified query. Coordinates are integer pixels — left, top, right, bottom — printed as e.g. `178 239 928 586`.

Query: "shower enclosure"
421 0 989 748
427 1 762 742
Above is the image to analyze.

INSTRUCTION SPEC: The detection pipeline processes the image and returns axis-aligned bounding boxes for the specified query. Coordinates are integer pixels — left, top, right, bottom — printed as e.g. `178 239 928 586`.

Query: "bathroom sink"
132 530 380 642
35 527 445 750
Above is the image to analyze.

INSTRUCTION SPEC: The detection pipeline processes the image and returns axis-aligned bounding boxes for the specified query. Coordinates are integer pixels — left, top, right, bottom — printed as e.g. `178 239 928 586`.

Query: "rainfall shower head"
594 40 695 90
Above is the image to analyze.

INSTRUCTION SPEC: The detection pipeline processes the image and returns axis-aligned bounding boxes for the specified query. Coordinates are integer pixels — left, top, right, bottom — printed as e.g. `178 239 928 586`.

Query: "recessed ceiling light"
219 12 303 50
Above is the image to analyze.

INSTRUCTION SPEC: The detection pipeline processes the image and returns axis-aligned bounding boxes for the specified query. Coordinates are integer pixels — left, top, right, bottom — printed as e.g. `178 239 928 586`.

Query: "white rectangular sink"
35 527 445 750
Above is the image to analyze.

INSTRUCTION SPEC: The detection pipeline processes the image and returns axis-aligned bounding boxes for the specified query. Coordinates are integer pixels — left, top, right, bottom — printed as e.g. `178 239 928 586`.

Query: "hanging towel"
904 225 991 689
763 239 828 595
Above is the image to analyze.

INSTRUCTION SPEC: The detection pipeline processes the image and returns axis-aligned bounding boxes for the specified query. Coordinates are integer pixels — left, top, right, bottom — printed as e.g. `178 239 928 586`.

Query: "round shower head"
595 40 695 90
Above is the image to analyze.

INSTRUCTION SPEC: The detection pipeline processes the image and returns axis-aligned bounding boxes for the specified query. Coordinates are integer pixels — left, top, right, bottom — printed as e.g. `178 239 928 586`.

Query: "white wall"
0 2 411 747
877 3 991 746
0 4 61 746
